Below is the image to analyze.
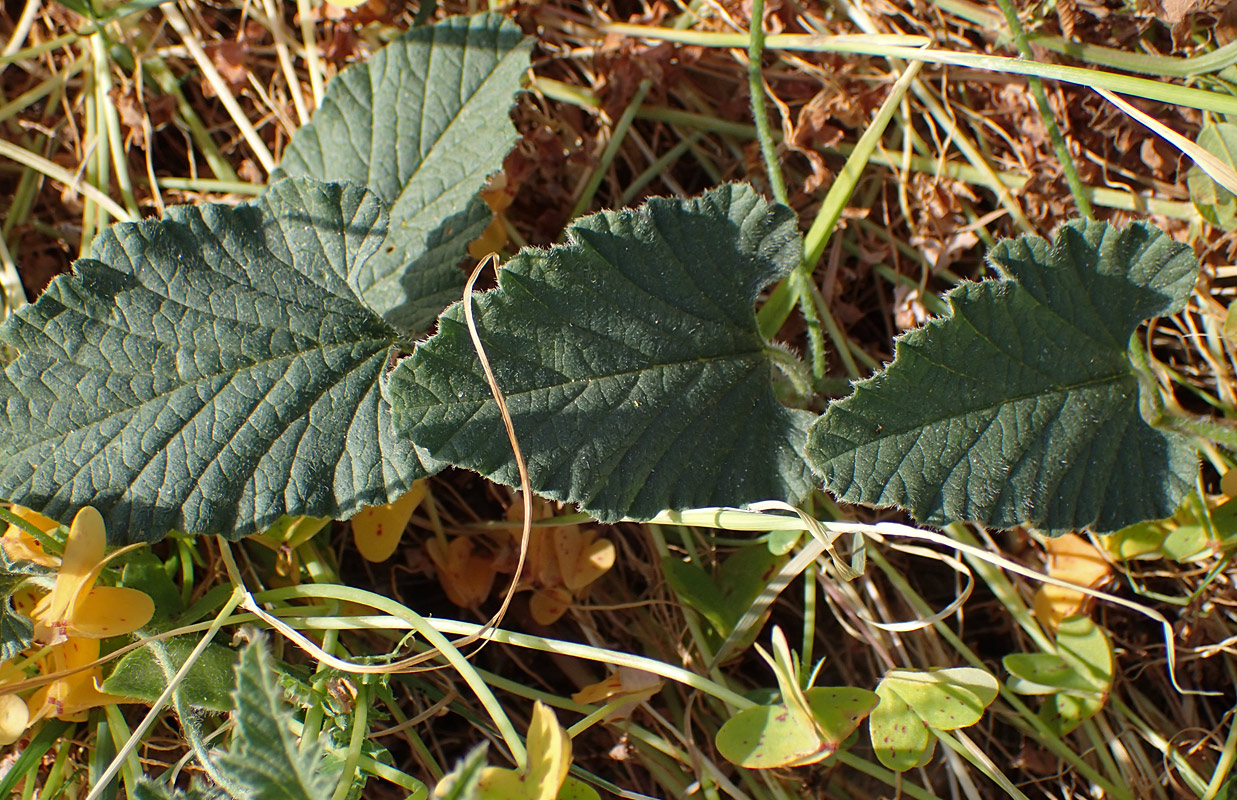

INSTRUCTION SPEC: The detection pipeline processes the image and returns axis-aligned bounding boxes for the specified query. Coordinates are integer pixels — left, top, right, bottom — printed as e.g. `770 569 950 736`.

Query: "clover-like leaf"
1005 616 1112 735
716 627 877 769
716 686 877 769
809 220 1199 535
869 667 998 772
0 178 436 544
274 13 530 334
389 184 816 522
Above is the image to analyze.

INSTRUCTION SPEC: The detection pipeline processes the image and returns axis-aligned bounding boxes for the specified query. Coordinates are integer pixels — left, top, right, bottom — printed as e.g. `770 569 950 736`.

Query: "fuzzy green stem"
746 0 788 205
992 0 1092 219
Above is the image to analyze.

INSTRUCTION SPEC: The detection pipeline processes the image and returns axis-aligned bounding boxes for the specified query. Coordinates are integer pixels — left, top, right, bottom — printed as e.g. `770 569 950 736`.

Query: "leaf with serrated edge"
810 220 1198 535
215 637 334 800
0 178 437 544
274 13 530 334
390 184 816 522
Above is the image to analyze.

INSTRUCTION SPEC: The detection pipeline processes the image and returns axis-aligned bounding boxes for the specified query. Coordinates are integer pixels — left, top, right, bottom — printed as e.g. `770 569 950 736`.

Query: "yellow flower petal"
529 586 572 626
36 508 106 637
477 702 571 800
1 506 60 567
560 535 614 592
426 537 497 608
351 482 428 562
65 586 155 639
0 693 28 746
1033 533 1111 631
27 638 131 723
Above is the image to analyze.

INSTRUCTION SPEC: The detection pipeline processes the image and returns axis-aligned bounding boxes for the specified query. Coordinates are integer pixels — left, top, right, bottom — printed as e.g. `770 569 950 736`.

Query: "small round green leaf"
871 667 999 772
715 686 876 769
869 683 934 772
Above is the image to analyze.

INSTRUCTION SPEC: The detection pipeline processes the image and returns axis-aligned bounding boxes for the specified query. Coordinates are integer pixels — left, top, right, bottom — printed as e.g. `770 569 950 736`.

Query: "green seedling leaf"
391 184 816 521
809 220 1198 535
274 13 530 334
869 667 999 772
1006 616 1112 735
102 637 237 713
1189 122 1237 229
121 550 184 619
0 178 436 543
662 542 786 653
133 781 226 800
213 636 335 800
715 627 878 769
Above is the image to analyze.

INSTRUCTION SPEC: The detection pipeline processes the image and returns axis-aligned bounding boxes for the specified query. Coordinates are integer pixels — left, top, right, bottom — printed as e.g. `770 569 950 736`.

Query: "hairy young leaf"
0 179 436 544
214 637 335 800
102 637 237 713
389 184 816 522
809 220 1198 535
274 13 530 334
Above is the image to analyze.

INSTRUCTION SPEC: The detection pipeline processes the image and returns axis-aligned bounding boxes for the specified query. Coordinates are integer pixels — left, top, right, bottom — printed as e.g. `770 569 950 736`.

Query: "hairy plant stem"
991 0 1093 219
746 0 788 206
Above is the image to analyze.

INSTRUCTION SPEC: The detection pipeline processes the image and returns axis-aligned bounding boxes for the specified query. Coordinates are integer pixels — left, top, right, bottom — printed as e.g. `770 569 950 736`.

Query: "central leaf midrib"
409 347 770 409
824 366 1135 453
9 336 396 455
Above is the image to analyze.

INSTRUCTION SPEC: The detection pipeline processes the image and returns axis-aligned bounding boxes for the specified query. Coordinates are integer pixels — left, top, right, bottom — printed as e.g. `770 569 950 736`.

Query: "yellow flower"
29 507 154 644
26 637 131 724
0 505 61 567
0 659 29 746
350 481 428 562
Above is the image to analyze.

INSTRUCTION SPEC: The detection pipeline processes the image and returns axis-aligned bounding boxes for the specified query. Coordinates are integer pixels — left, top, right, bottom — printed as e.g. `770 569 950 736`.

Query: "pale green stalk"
250 583 754 710
257 0 310 126
991 0 1092 219
0 54 89 126
0 234 26 315
295 0 325 108
2 0 41 56
569 78 652 220
162 3 276 173
605 24 1237 116
931 0 1237 77
802 60 922 269
90 34 140 217
329 681 370 800
0 139 133 222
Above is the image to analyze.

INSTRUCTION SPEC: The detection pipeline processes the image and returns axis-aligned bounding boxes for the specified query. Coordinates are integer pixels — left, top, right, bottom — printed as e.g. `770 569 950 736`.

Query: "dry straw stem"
1097 87 1237 196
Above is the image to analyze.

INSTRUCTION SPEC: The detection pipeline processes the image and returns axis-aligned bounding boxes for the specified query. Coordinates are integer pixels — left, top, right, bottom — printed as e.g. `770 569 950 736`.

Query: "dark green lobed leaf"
389 184 816 522
274 13 531 335
808 220 1199 534
0 179 436 544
